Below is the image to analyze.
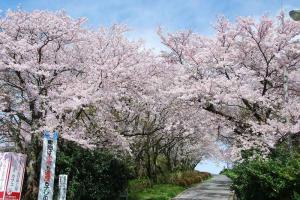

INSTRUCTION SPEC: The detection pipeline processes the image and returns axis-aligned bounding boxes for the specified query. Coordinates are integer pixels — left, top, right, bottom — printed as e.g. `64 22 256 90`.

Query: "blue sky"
1 0 300 50
195 159 227 174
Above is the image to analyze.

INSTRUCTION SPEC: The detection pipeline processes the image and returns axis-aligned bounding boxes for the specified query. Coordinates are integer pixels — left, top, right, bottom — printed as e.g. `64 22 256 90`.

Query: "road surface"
173 175 235 200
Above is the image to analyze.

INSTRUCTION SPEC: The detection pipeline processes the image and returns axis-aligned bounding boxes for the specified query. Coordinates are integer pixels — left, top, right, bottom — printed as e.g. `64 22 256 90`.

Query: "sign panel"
58 175 68 200
38 131 58 200
4 153 26 200
0 153 27 200
0 154 10 200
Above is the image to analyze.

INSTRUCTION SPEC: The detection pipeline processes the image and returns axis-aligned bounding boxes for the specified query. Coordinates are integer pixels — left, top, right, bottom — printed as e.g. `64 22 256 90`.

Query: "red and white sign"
0 153 27 200
0 153 10 200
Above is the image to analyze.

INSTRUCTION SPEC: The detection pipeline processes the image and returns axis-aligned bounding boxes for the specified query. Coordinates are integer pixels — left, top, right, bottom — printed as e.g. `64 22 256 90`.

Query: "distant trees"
112 99 218 181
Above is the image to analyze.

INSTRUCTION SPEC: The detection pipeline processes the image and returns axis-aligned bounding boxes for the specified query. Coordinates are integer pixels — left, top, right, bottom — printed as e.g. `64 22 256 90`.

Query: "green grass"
128 184 185 200
127 171 212 200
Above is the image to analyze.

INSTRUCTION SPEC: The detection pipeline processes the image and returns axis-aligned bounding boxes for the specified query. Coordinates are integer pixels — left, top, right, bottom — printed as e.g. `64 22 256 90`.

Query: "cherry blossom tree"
3 8 298 199
0 10 157 198
109 60 220 180
159 12 300 160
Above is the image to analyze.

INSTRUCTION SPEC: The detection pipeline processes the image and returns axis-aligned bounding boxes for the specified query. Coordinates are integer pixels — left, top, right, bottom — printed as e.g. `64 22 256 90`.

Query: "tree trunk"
24 134 41 200
152 151 158 183
145 150 153 181
165 150 173 172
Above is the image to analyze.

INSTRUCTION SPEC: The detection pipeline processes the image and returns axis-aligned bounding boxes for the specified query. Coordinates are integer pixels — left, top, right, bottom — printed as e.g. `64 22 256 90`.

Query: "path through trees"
173 175 234 200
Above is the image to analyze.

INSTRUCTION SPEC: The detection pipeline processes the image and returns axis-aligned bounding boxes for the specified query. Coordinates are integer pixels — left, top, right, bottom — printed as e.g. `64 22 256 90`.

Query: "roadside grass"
128 183 185 200
128 171 211 200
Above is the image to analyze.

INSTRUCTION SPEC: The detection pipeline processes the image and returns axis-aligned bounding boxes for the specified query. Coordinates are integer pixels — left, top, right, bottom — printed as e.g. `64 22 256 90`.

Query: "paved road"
172 175 234 200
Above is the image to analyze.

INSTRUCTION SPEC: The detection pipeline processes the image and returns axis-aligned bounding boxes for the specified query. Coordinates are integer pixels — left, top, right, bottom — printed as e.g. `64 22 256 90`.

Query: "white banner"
58 175 68 200
0 152 27 200
0 153 10 200
38 131 58 200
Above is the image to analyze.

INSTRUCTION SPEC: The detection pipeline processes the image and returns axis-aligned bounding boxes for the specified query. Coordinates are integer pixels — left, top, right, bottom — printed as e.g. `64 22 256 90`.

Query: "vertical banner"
58 175 68 200
38 131 58 200
0 153 10 200
5 153 27 200
0 153 27 200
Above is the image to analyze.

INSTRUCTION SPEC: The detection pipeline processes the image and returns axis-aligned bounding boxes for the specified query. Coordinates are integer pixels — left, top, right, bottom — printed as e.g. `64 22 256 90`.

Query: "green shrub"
175 179 188 187
221 168 238 179
294 192 300 200
129 178 152 191
55 140 131 200
170 170 211 187
226 147 300 200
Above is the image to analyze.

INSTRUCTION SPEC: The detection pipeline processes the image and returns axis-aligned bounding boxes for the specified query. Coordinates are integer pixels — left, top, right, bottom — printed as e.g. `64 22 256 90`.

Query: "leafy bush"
129 178 152 192
168 171 211 187
55 140 131 200
224 147 300 200
220 168 237 179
